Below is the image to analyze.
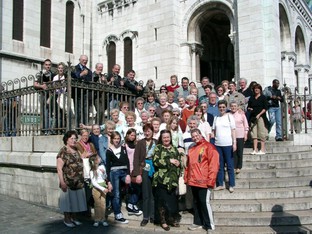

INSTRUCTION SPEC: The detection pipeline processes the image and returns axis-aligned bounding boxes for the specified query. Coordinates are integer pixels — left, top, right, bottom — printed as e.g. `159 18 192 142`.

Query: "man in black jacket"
124 70 143 97
263 79 284 141
71 55 92 126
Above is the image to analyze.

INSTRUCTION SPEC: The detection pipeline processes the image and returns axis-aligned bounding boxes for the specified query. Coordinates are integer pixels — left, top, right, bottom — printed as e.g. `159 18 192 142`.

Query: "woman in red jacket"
184 128 219 232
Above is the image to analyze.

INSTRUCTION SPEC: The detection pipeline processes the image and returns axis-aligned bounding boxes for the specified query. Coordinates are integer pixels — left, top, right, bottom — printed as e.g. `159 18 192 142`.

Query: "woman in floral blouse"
152 129 182 231
57 130 87 228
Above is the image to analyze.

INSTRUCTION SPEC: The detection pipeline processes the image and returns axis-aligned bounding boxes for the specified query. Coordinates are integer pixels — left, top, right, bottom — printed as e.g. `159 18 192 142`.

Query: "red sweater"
184 139 219 188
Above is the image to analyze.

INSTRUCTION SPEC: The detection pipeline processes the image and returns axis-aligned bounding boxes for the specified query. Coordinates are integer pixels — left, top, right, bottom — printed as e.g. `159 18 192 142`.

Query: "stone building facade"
0 0 312 92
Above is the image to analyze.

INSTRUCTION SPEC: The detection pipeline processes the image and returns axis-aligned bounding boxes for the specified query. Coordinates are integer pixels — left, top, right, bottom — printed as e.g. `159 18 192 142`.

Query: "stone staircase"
111 141 312 233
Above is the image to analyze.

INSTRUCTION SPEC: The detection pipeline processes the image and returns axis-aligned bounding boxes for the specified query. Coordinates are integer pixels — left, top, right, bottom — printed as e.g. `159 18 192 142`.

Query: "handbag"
178 172 186 195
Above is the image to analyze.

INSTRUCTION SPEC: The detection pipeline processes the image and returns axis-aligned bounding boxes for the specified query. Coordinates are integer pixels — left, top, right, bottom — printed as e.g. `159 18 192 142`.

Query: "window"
124 37 133 76
107 41 116 71
40 0 51 48
12 0 24 41
65 1 74 53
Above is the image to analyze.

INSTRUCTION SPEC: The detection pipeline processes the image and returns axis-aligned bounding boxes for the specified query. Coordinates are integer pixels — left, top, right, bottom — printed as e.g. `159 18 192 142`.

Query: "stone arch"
279 3 292 51
295 25 306 65
185 1 235 85
119 30 138 46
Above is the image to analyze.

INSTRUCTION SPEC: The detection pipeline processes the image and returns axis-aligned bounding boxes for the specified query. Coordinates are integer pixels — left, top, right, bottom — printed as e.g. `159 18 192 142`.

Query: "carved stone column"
189 43 203 83
281 51 296 90
295 64 310 93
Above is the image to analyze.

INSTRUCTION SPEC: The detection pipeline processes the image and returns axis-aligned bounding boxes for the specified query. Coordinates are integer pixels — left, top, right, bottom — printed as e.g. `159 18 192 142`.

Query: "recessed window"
65 1 74 53
12 0 24 41
40 0 51 48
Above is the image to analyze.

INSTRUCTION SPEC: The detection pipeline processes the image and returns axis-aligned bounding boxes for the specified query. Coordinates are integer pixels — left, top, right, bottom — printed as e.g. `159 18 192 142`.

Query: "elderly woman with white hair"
181 95 197 132
155 93 173 121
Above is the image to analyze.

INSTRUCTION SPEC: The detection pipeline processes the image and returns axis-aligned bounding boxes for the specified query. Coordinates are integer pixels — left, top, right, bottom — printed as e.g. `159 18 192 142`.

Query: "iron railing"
0 65 135 136
282 85 312 138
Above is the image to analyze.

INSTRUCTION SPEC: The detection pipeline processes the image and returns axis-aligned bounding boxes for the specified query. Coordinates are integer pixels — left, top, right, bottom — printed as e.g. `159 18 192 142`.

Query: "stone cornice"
290 0 312 29
97 0 137 15
295 64 310 72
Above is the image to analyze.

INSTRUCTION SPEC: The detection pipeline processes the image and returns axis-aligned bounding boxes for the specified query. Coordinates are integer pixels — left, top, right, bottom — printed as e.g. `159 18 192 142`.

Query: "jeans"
110 169 127 216
128 182 141 205
268 107 282 139
216 145 235 187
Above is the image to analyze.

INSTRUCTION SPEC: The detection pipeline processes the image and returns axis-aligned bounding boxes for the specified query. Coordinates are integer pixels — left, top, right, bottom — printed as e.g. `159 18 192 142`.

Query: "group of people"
55 56 292 232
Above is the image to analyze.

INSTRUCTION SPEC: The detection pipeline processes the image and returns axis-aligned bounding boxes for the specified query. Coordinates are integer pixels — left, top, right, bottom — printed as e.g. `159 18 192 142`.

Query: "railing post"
304 86 308 134
66 61 72 131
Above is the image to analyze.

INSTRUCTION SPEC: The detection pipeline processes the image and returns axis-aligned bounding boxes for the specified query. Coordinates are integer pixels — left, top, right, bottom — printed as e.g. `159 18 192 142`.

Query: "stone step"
110 219 312 234
211 197 312 212
236 167 312 179
244 145 311 154
212 210 312 226
243 158 312 170
235 176 310 189
211 186 312 200
243 151 311 162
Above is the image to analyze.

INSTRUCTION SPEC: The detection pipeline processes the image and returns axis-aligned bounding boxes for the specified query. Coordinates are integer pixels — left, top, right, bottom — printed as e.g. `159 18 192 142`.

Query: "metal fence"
282 85 312 138
0 66 136 136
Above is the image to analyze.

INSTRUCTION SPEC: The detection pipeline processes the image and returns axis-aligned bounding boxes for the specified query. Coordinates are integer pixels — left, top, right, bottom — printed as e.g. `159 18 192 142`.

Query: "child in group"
124 128 143 216
106 131 131 224
166 116 183 148
89 154 112 227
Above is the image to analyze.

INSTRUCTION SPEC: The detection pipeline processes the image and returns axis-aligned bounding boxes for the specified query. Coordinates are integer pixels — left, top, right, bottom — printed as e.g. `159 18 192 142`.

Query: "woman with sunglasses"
212 100 236 193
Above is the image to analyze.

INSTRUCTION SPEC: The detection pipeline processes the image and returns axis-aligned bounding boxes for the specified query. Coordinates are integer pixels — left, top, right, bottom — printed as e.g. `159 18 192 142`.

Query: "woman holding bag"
152 130 182 231
132 123 157 226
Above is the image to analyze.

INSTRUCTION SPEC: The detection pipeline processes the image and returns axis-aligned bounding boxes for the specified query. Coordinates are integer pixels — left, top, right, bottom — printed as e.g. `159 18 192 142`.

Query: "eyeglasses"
137 102 144 105
149 109 155 112
123 107 129 109
173 113 180 116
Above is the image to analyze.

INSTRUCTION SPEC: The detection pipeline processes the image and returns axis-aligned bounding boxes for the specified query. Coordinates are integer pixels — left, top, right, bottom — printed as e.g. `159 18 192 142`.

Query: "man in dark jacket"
263 79 284 141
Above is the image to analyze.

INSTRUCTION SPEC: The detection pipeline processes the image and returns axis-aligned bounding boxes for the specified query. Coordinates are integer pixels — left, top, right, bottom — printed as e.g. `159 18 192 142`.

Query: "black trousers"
191 186 215 230
233 138 244 169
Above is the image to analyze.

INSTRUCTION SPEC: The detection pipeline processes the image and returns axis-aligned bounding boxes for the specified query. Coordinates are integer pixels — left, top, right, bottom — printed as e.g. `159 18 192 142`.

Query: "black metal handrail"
0 67 136 137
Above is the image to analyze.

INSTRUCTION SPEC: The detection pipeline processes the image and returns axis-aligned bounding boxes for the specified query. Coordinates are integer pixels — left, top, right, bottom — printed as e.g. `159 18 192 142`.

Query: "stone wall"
0 136 63 208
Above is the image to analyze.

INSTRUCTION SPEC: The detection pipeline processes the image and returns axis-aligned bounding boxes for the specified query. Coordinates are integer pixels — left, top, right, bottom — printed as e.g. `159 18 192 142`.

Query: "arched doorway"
199 13 234 85
187 2 235 86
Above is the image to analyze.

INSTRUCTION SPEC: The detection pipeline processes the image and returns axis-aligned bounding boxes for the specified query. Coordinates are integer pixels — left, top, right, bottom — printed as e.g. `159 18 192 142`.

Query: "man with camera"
124 70 143 97
71 55 92 127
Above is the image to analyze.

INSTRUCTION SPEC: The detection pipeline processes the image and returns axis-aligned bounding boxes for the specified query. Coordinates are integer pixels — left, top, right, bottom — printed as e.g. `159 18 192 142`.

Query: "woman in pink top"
230 101 249 174
125 128 143 216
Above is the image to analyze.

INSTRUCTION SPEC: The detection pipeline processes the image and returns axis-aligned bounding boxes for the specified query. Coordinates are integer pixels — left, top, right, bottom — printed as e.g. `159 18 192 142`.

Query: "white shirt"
212 113 236 146
90 165 107 192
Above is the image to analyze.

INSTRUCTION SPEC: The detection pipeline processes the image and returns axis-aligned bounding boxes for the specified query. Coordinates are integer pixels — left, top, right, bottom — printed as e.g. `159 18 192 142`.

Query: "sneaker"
229 187 234 193
127 204 143 216
214 186 225 191
250 150 257 155
115 218 129 224
115 213 129 224
93 221 100 227
256 150 265 155
102 221 109 227
188 224 203 231
276 138 283 141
